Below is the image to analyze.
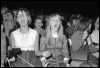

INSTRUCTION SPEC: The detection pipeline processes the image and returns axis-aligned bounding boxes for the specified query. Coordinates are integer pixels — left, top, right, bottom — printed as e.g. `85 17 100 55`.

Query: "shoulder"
91 30 99 36
71 31 82 40
12 28 19 34
30 28 38 34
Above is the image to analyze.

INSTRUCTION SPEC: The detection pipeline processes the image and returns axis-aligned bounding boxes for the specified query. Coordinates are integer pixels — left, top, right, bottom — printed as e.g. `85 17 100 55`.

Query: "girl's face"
35 19 43 29
49 16 61 32
73 19 79 26
17 11 29 27
4 13 14 30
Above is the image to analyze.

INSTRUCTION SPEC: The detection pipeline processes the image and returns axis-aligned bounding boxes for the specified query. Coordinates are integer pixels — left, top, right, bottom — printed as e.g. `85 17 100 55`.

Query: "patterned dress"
40 35 69 67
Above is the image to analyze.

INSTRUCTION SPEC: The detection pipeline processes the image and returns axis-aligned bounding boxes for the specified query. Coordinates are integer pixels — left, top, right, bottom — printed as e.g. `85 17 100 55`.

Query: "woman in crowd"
1 8 16 51
70 17 98 67
40 13 70 67
9 8 43 67
67 14 83 39
87 17 99 67
70 18 91 67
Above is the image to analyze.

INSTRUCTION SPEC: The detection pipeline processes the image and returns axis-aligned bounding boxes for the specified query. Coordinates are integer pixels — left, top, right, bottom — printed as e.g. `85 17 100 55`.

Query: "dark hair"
76 18 91 31
33 11 44 22
34 15 44 23
16 8 32 25
69 14 83 26
5 10 14 19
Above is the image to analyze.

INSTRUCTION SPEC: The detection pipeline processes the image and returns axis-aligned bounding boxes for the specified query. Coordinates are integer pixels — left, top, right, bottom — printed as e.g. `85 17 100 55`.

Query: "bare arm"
10 32 16 49
34 32 43 57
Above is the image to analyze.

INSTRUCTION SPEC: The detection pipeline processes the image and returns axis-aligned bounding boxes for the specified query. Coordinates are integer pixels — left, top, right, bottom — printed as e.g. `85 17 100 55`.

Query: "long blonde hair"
45 13 65 45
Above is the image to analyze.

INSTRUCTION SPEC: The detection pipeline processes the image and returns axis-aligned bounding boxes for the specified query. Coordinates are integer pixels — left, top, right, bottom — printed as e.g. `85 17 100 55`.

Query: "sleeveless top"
12 28 37 51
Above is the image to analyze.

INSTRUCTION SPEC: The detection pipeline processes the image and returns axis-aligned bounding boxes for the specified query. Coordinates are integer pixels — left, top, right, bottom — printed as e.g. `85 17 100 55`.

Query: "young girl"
67 14 82 39
87 17 99 67
70 18 98 67
34 15 46 36
10 8 43 67
40 13 70 67
1 9 16 51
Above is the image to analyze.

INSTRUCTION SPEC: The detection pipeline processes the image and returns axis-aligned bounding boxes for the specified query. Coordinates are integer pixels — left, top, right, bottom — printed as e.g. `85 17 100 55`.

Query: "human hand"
9 57 15 62
82 31 88 40
63 58 69 64
42 51 51 58
40 57 48 67
1 65 4 67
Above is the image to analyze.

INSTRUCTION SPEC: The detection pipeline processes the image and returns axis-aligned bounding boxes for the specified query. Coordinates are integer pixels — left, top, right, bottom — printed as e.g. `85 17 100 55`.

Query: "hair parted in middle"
45 13 65 45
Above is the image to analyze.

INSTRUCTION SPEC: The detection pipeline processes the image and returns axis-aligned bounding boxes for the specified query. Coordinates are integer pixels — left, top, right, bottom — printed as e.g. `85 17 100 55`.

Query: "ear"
28 16 30 20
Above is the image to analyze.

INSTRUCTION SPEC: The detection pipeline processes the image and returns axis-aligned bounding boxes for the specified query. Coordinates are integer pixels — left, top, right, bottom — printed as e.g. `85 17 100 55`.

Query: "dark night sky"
1 1 99 19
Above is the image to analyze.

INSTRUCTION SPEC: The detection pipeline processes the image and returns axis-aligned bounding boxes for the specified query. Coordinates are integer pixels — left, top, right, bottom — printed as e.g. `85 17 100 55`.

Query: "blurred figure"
67 14 82 39
87 17 99 67
70 18 92 67
1 23 6 67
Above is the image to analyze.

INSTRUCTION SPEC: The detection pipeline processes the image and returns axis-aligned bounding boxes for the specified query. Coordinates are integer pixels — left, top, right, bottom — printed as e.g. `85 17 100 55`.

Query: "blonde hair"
45 13 65 45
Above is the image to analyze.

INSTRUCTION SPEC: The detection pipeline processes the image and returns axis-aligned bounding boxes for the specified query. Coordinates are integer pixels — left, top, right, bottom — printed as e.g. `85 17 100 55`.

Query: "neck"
34 27 42 33
35 27 41 30
20 26 29 33
51 30 58 38
51 30 58 34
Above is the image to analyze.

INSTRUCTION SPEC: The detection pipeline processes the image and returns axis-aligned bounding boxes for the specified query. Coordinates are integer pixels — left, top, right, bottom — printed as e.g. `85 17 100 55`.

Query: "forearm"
62 46 70 59
35 50 43 57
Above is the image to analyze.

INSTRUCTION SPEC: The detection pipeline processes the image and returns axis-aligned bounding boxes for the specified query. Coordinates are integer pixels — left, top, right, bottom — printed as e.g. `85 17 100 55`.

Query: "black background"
1 1 99 19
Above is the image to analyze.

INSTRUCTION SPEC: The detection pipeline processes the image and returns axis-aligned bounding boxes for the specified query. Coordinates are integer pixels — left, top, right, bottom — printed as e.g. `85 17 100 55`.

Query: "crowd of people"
1 7 99 67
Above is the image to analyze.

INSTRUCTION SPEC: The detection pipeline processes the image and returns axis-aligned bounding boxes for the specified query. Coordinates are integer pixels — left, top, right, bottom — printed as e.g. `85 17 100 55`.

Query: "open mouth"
54 24 57 28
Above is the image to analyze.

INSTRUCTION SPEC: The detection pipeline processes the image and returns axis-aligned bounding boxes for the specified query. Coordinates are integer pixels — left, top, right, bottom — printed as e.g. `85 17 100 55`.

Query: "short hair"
3 10 14 26
69 14 83 25
16 8 32 25
5 10 14 19
34 14 44 23
76 17 91 31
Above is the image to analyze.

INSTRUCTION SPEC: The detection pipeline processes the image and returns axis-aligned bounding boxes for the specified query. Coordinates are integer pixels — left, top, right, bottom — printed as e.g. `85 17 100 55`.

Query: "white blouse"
12 28 38 51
